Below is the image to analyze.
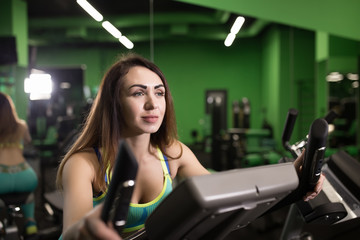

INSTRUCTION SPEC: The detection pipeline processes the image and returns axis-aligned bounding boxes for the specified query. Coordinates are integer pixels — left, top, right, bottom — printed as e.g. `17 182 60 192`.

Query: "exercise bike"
102 113 332 240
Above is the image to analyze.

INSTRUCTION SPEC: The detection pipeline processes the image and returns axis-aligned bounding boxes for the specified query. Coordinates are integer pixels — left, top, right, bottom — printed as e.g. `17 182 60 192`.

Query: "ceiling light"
224 16 245 47
102 21 122 38
76 0 103 22
224 33 236 47
231 16 245 34
119 36 134 49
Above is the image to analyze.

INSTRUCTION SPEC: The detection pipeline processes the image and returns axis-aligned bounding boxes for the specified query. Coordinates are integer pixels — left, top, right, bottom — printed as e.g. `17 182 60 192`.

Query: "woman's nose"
145 95 158 110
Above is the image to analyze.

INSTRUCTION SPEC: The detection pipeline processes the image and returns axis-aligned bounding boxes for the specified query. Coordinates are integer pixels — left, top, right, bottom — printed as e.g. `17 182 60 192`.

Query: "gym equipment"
277 110 329 205
123 163 298 240
0 192 31 240
143 163 298 240
101 141 138 235
117 116 329 240
41 109 359 239
279 109 360 239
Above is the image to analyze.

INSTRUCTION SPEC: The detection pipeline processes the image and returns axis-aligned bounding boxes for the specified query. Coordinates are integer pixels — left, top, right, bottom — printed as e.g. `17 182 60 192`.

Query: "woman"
0 92 38 237
56 53 324 239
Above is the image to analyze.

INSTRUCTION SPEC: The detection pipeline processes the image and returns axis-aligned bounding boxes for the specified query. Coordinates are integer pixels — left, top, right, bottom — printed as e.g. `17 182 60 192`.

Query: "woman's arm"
61 151 98 238
19 120 32 145
63 204 121 240
169 141 210 179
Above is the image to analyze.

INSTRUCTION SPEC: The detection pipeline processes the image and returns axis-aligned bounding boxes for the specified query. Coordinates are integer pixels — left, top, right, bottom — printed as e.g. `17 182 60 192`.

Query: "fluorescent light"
224 16 245 47
102 21 122 38
24 73 53 100
119 36 134 49
231 16 245 34
224 33 236 47
28 93 51 101
76 0 103 22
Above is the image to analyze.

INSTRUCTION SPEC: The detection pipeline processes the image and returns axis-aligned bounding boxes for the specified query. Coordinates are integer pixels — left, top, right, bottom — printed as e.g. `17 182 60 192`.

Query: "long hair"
0 92 19 141
56 53 179 191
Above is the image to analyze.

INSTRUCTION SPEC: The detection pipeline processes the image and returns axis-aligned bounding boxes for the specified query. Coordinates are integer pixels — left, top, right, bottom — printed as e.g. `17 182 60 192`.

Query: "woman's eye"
133 91 144 96
156 91 165 97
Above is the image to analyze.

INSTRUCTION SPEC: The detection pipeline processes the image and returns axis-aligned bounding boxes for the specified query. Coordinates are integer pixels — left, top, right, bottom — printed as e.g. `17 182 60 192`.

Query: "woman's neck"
124 134 155 160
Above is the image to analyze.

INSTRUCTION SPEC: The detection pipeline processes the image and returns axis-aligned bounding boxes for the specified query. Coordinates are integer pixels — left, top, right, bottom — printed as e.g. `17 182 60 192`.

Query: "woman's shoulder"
164 140 196 161
15 120 28 134
164 140 183 158
16 119 28 130
63 148 100 178
17 120 32 143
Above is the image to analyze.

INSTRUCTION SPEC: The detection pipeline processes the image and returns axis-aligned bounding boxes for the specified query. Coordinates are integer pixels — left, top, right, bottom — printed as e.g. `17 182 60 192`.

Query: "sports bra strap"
157 148 172 183
93 147 101 160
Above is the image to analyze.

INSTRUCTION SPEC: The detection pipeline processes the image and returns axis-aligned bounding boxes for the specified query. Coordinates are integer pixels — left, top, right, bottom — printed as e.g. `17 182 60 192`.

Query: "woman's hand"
303 173 325 201
293 150 325 201
63 204 122 240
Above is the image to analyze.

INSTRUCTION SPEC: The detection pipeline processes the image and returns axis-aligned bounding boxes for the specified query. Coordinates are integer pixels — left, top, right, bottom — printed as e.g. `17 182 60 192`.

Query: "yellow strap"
156 147 172 184
106 165 111 183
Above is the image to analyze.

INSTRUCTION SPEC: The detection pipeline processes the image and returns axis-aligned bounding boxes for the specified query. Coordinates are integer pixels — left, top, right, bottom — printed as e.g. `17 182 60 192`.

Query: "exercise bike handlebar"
101 141 138 235
301 118 328 190
324 109 338 124
281 109 335 160
281 108 299 158
266 112 328 213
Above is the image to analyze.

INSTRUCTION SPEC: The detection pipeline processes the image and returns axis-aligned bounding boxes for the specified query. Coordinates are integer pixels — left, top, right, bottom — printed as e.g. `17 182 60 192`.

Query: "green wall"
35 38 263 144
8 22 359 150
0 0 28 119
261 25 320 148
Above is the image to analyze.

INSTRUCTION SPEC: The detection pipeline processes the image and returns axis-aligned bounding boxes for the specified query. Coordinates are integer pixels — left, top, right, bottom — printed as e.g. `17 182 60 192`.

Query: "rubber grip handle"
281 108 298 149
101 140 138 231
264 118 328 214
301 118 328 191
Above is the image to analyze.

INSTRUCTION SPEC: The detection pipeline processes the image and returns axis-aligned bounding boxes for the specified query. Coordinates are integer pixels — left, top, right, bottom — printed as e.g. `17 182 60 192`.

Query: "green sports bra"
92 147 173 233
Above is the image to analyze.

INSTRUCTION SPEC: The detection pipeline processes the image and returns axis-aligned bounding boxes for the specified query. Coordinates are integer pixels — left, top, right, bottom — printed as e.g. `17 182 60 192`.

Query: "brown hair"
56 53 179 191
0 92 19 141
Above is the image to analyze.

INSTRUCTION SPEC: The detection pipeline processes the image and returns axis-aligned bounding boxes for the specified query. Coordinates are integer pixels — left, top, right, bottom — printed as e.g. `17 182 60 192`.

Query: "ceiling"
179 0 360 42
25 0 360 48
25 0 260 47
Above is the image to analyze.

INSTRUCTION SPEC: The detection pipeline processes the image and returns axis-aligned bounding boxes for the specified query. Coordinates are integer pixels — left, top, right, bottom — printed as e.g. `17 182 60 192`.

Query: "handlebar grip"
301 118 328 191
281 108 299 148
265 118 328 214
101 140 138 234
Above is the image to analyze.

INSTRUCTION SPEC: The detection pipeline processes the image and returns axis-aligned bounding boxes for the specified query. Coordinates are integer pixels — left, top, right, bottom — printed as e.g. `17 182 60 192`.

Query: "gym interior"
1 0 359 239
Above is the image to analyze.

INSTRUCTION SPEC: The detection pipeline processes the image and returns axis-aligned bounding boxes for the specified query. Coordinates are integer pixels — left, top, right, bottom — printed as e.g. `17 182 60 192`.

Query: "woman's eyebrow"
128 84 147 89
155 84 164 89
128 84 164 89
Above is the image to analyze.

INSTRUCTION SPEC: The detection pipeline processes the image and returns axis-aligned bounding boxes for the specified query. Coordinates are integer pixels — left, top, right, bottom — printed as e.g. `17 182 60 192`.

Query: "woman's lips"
142 115 158 123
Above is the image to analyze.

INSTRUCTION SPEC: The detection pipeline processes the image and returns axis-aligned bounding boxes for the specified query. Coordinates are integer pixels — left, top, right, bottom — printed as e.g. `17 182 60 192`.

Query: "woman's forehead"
124 66 163 86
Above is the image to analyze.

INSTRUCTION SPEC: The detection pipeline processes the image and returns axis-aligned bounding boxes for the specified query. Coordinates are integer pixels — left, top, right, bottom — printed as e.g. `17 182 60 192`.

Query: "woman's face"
120 66 166 136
